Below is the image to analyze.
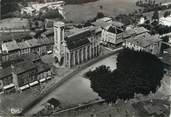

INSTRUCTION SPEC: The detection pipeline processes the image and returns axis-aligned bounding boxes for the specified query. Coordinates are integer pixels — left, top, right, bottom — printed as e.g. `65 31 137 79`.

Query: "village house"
0 35 54 64
0 67 14 93
91 17 124 47
36 61 51 83
123 26 149 39
18 41 31 55
0 61 37 93
26 38 41 54
37 37 54 55
12 61 38 91
92 17 124 31
123 33 162 55
0 55 52 94
1 40 21 62
101 24 124 47
21 53 41 63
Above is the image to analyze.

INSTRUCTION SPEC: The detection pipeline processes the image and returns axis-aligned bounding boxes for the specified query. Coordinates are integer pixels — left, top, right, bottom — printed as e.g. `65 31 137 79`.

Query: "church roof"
65 28 92 50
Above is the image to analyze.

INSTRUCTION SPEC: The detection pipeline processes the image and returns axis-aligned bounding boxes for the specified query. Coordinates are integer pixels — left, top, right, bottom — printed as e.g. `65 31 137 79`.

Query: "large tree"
86 49 164 102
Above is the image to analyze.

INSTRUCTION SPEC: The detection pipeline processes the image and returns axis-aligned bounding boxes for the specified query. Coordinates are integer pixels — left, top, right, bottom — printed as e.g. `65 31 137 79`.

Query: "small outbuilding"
46 98 60 109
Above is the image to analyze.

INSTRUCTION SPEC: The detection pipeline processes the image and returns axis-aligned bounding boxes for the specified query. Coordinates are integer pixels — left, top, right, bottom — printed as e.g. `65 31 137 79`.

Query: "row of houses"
123 33 162 55
122 26 161 55
91 17 162 55
0 53 52 94
1 37 53 63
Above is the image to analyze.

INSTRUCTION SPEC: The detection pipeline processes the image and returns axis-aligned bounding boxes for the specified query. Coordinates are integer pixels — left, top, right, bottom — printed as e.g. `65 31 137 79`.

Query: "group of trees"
157 25 171 35
86 49 164 102
37 9 63 20
115 14 132 26
115 9 143 26
2 0 63 18
163 11 171 18
136 0 171 13
145 23 171 35
141 10 171 35
161 36 170 51
1 0 21 18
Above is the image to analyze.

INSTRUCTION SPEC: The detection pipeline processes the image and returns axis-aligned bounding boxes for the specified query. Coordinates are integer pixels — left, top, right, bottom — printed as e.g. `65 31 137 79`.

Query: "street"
22 47 122 116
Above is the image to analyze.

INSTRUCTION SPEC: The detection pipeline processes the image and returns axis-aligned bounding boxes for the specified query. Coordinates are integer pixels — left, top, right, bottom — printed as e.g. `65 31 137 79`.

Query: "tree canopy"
86 49 164 102
96 12 105 19
1 0 20 18
152 10 159 21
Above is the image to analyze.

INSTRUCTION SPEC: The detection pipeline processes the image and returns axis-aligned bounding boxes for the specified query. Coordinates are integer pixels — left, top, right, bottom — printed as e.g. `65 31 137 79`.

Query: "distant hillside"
1 0 98 19
64 0 98 4
1 0 27 19
1 0 18 17
29 0 99 4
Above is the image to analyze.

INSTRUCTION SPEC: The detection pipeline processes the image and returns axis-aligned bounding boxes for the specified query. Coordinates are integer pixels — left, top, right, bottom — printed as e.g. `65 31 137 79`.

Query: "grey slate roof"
26 39 41 48
35 61 50 74
65 28 92 50
13 61 37 75
3 40 20 52
106 25 123 34
21 53 40 62
0 67 12 80
18 41 30 49
0 60 36 79
123 27 149 39
126 33 161 47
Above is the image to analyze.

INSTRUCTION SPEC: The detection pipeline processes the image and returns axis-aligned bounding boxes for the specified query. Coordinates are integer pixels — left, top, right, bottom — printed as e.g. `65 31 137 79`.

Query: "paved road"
22 47 122 116
160 32 171 38
162 42 171 47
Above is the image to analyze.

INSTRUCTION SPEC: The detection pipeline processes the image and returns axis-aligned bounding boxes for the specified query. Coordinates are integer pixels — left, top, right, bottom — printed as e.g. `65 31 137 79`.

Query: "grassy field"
63 0 171 23
0 18 29 30
64 0 138 22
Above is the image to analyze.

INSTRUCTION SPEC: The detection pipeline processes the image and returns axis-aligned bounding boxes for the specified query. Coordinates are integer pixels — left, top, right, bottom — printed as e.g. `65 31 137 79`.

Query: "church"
53 21 101 68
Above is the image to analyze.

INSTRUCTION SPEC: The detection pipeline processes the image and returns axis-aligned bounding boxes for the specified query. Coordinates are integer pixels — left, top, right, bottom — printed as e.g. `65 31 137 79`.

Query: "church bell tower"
53 21 65 66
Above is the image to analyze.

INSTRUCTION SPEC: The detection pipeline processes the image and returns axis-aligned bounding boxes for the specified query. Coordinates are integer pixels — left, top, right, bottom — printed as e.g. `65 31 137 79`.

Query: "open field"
63 0 171 22
0 18 29 30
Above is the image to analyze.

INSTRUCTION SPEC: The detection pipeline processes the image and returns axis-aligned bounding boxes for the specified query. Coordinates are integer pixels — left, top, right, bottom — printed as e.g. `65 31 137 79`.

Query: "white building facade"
101 25 123 46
